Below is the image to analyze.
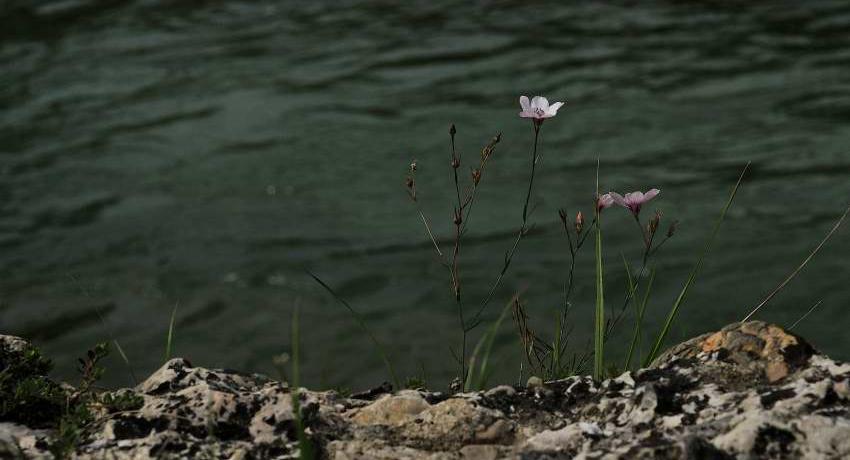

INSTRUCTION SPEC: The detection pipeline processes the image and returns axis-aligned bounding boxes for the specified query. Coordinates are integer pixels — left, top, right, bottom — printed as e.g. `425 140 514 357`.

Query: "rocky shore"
2 321 849 459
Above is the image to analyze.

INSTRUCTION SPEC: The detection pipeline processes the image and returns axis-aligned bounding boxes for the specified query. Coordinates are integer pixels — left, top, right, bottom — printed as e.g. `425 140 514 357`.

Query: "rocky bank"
2 321 850 459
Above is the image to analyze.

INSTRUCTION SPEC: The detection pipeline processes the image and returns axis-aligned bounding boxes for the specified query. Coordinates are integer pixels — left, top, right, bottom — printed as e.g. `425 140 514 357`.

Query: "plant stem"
594 215 605 381
468 124 540 329
522 124 541 223
593 160 605 381
742 204 850 323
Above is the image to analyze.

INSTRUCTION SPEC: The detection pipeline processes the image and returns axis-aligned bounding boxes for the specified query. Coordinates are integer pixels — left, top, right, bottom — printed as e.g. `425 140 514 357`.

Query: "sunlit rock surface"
2 321 850 459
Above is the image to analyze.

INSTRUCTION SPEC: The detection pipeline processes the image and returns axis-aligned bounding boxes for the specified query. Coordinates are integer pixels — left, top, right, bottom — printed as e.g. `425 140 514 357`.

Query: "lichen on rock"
2 321 850 459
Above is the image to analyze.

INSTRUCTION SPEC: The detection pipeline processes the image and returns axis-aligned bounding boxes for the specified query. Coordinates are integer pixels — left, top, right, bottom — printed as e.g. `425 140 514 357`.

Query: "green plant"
644 165 748 366
165 302 178 362
309 272 400 389
101 390 144 413
593 169 606 382
0 343 65 428
464 297 513 391
49 342 110 458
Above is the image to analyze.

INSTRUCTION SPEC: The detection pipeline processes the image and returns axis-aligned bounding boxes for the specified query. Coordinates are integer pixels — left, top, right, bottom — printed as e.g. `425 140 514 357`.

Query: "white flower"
519 95 565 120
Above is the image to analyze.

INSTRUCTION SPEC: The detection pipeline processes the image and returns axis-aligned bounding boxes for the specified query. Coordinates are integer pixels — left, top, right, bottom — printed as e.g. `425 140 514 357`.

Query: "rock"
652 320 815 384
1 321 849 459
351 390 431 426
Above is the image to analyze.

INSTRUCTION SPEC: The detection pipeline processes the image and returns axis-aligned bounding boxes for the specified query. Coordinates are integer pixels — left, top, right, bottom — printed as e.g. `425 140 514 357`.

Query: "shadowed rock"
1 321 849 459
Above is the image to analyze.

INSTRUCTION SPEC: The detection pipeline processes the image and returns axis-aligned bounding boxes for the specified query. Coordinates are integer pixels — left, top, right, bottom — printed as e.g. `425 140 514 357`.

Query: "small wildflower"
609 189 660 216
575 211 585 234
519 96 565 122
596 193 615 212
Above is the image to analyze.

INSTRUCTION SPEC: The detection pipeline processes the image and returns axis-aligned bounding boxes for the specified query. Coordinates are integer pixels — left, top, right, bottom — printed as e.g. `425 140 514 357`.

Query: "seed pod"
667 220 679 238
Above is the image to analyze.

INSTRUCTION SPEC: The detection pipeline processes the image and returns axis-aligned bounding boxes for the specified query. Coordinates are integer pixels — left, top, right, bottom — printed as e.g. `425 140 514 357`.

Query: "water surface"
2 0 849 388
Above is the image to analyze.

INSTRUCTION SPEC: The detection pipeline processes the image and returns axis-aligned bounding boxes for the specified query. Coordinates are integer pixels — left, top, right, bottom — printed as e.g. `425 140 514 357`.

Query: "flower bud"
648 210 662 236
575 211 584 234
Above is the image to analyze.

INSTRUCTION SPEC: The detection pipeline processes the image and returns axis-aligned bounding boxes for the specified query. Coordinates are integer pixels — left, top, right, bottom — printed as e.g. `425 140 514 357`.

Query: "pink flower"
596 193 614 212
519 96 565 121
609 189 660 215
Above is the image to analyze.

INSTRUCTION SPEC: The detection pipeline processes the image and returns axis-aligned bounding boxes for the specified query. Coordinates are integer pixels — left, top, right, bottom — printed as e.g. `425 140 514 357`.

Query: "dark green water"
1 1 849 389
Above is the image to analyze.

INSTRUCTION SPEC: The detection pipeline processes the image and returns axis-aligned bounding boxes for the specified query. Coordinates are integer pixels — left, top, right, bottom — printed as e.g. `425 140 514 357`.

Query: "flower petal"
609 192 627 207
548 101 565 115
530 96 548 110
520 96 531 112
644 189 660 202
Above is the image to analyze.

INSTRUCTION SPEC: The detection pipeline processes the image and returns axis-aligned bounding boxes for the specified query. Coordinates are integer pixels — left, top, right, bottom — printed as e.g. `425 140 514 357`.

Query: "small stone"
484 385 516 398
351 391 430 427
526 376 543 388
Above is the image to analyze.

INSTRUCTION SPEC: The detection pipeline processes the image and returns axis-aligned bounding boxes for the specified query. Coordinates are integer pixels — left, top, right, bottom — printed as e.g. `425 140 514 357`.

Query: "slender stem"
449 129 467 381
789 299 824 330
593 160 605 381
522 124 541 223
467 123 540 330
742 204 850 323
417 209 443 257
624 268 655 371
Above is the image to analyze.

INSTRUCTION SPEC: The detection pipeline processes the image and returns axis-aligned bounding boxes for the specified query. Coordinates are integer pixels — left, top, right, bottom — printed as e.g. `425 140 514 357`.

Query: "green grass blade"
645 163 749 366
593 218 605 381
164 303 178 362
742 204 849 322
789 299 824 331
551 312 562 380
308 271 400 389
625 268 655 371
466 298 513 391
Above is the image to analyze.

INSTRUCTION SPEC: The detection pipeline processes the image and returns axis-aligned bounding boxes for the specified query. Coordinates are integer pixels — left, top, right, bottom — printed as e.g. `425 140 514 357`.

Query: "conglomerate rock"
1 321 849 459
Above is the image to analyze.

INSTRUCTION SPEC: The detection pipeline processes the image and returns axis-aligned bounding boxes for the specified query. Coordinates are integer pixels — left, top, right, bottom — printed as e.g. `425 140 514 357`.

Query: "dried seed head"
481 132 502 162
667 220 679 238
471 168 481 185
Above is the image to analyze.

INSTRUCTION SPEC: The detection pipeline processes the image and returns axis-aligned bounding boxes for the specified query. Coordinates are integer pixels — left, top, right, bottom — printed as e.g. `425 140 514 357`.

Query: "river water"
2 0 849 389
